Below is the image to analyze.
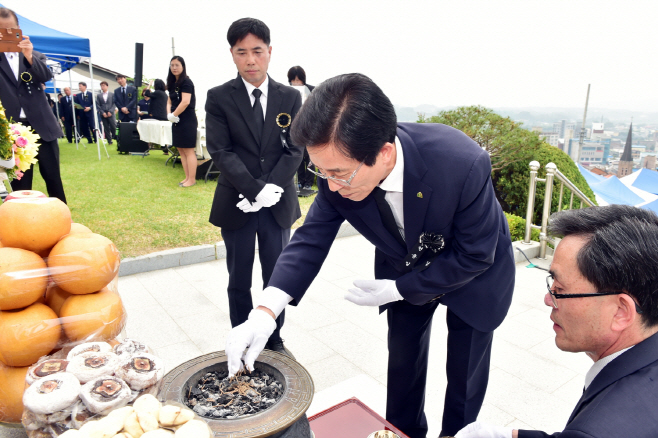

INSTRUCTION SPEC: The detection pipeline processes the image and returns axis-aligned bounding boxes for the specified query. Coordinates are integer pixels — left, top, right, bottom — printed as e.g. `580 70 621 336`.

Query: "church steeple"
617 122 634 177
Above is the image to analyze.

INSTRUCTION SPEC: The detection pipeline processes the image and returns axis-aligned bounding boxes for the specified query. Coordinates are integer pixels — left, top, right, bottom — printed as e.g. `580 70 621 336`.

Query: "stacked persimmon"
0 193 124 424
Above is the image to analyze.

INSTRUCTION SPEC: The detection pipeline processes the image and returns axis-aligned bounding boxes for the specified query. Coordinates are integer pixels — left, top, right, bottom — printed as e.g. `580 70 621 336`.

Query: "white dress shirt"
584 346 633 390
5 52 26 118
102 92 108 102
378 136 405 238
241 75 268 120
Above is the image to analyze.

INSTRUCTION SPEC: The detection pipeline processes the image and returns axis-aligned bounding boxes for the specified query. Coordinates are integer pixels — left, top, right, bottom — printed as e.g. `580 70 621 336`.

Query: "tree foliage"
417 106 596 223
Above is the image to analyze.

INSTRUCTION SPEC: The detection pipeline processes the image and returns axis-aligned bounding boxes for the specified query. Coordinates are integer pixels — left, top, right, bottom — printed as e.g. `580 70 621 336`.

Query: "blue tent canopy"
2 4 90 72
44 80 60 94
624 168 658 196
577 163 605 187
640 198 658 215
591 176 645 206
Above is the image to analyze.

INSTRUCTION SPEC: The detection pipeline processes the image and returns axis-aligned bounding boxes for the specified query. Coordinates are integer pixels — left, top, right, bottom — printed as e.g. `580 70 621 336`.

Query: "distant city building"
553 119 566 138
539 132 559 147
640 153 657 170
632 145 646 160
590 123 606 141
568 138 611 165
617 123 634 177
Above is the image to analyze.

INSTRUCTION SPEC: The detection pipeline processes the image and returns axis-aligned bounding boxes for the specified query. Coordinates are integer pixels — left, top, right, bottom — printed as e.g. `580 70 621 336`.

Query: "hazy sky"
8 0 658 112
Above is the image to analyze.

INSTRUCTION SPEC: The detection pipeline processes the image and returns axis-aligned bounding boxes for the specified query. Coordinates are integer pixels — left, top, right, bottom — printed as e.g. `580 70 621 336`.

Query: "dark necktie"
252 88 264 140
373 187 406 247
122 88 126 100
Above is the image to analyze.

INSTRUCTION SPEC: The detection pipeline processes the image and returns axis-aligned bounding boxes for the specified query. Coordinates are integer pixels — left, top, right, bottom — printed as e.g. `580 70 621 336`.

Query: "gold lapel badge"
276 113 291 128
20 72 33 83
417 192 423 198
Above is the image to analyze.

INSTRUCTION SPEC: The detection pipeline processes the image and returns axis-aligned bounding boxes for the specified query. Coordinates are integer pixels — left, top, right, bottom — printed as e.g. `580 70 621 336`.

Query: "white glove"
455 421 514 438
345 279 404 307
255 184 284 208
167 113 179 123
236 194 264 213
225 309 276 377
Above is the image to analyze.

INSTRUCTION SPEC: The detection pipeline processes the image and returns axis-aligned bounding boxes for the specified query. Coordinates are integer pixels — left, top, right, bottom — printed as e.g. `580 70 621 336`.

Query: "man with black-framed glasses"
457 205 658 438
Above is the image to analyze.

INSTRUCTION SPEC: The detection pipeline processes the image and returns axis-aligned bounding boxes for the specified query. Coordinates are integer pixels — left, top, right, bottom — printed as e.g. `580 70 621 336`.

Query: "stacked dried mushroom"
0 192 125 425
21 339 165 437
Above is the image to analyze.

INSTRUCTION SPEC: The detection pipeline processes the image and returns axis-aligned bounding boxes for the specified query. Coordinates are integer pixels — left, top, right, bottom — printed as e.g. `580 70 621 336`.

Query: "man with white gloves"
206 18 303 357
225 73 516 438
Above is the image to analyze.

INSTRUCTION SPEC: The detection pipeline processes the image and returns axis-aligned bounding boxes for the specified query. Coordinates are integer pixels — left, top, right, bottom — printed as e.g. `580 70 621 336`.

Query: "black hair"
0 8 19 26
154 79 166 92
287 66 306 85
227 18 270 47
100 81 108 86
78 82 87 87
166 56 188 92
115 74 126 80
549 205 658 327
290 73 397 166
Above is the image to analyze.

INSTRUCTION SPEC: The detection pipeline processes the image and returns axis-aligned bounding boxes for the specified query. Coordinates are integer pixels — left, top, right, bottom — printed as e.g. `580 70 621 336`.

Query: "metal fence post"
539 162 557 259
524 161 540 243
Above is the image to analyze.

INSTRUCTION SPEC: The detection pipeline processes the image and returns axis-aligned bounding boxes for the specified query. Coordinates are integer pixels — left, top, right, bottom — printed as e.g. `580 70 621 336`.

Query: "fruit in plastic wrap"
0 303 61 366
59 288 125 342
0 362 29 423
48 233 120 295
0 197 71 253
0 247 49 310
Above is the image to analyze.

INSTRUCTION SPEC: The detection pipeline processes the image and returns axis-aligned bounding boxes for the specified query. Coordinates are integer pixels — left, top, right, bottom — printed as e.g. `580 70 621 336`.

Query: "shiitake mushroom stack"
0 194 125 424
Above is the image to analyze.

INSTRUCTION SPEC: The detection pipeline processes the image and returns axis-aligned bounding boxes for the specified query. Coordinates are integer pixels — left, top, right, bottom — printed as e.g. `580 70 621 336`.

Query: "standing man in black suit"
74 81 96 143
205 18 303 356
114 74 136 123
0 7 66 203
60 86 75 143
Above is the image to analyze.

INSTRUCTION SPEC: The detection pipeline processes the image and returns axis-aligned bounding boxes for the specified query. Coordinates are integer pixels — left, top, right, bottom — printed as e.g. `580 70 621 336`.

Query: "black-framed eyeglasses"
546 275 643 314
307 161 364 187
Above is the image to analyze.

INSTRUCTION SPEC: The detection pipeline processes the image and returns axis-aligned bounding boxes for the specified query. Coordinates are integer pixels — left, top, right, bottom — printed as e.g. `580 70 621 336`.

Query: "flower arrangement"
0 100 40 182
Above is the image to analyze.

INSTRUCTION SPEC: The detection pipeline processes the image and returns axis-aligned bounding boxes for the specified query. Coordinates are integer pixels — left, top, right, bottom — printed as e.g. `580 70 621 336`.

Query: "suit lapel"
399 128 432 252
261 76 281 149
0 53 18 87
230 75 260 145
567 331 658 423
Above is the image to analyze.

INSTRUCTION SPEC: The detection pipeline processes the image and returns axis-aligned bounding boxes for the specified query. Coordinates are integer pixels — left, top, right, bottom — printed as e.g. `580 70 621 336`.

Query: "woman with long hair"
166 56 198 187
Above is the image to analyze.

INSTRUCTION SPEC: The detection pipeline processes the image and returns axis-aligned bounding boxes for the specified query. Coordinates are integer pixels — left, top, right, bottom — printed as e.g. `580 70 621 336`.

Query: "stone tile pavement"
1 235 590 438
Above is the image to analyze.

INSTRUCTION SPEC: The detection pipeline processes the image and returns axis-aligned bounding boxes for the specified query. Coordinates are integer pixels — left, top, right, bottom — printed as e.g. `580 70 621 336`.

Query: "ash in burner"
185 368 283 419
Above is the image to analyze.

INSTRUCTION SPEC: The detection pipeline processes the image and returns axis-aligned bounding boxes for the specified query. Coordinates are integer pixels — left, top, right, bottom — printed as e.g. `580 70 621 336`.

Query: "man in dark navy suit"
0 7 66 203
206 18 303 357
456 205 658 438
59 87 75 142
225 73 515 438
74 81 96 143
113 74 136 123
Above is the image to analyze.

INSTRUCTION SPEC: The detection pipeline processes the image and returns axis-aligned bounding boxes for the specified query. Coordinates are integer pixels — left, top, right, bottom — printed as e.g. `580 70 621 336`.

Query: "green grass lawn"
30 139 317 258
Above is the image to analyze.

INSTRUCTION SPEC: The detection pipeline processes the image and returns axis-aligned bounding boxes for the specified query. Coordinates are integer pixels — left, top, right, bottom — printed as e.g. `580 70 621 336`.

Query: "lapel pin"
417 192 423 198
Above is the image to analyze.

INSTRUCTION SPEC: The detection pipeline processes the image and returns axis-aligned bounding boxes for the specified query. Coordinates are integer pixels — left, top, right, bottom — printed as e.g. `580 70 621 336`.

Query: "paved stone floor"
1 234 590 438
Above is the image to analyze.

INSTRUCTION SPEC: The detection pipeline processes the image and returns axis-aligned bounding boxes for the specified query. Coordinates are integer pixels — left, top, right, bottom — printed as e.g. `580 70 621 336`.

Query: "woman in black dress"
144 79 167 121
137 89 151 120
166 56 198 187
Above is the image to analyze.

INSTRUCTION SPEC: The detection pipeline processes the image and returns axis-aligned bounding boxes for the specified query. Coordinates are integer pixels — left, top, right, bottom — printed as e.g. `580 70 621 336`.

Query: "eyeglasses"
546 275 643 314
307 161 364 187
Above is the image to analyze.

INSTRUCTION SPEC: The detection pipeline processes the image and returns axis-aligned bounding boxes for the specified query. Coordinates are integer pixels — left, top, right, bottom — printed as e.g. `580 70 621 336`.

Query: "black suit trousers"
220 207 290 342
385 301 493 438
78 111 96 142
10 136 67 204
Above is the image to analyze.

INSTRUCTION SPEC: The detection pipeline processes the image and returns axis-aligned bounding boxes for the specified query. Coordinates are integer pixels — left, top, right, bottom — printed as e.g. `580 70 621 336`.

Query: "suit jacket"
268 122 516 333
96 91 116 114
74 90 94 110
60 95 75 122
0 51 61 141
519 331 658 438
205 74 303 231
113 85 137 120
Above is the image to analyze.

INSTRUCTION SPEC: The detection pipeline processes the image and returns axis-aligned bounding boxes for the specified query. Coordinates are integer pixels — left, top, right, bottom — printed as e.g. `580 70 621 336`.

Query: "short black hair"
115 74 126 80
166 56 188 92
0 8 19 26
78 82 87 87
290 73 397 166
287 66 306 85
549 205 658 327
100 81 108 86
154 79 166 92
227 18 270 47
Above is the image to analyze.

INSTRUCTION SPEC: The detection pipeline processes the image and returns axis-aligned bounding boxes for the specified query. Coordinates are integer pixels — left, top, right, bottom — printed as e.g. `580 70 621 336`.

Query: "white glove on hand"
167 113 180 123
455 421 514 438
236 194 264 213
255 184 284 208
345 279 404 307
225 309 276 377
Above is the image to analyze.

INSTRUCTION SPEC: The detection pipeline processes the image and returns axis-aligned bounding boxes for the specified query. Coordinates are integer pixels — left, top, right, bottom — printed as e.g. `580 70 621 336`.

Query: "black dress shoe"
265 340 295 359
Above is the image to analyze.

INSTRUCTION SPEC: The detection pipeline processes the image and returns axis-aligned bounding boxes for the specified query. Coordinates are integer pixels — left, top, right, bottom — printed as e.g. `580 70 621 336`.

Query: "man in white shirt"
0 7 66 203
456 205 658 438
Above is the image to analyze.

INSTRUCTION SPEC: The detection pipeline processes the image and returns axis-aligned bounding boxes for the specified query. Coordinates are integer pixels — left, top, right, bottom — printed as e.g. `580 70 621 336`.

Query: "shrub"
505 212 540 242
